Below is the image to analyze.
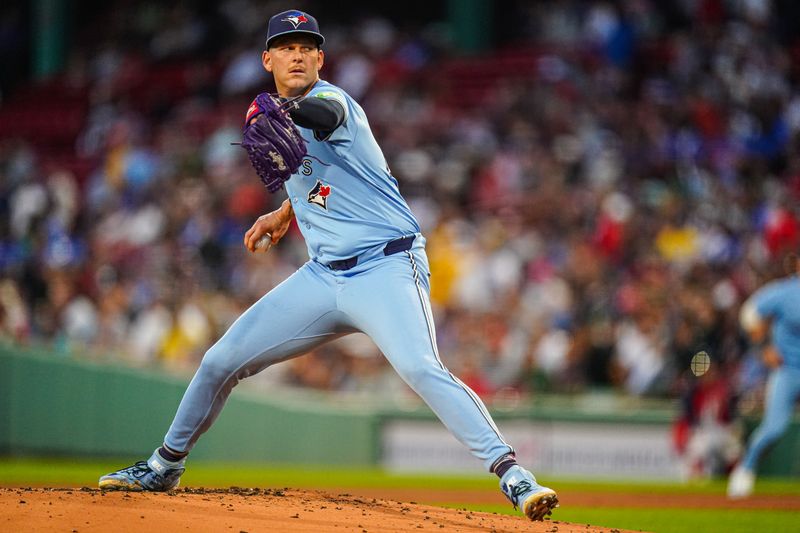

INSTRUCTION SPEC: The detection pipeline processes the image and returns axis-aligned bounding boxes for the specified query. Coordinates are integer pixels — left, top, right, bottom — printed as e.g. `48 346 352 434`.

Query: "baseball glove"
241 93 307 192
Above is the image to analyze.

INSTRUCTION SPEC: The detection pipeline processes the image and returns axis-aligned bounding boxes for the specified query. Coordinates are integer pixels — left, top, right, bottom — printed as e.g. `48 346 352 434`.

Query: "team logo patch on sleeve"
307 179 332 210
314 91 347 108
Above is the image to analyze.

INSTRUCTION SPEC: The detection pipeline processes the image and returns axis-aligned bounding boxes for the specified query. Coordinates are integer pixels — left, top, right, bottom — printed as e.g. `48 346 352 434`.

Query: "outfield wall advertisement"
382 420 683 480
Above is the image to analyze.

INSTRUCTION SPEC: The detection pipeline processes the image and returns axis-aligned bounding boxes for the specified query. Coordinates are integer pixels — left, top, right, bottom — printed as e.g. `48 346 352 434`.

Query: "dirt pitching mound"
1 487 634 533
343 486 800 511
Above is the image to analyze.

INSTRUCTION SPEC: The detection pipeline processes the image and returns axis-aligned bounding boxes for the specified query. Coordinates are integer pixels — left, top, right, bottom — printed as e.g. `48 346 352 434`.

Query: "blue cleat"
500 465 558 521
99 449 185 491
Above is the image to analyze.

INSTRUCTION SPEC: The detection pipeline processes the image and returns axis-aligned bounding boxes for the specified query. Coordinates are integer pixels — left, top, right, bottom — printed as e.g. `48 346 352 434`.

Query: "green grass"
562 507 800 533
454 504 800 533
2 458 799 533
4 457 798 494
0 458 498 489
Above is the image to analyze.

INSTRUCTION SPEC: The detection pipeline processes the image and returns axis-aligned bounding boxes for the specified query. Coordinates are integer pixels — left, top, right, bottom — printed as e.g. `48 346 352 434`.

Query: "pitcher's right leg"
164 262 347 453
100 262 349 490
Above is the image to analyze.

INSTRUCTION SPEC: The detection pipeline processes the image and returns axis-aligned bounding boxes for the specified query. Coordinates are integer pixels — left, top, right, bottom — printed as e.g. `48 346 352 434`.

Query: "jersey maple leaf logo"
307 180 332 210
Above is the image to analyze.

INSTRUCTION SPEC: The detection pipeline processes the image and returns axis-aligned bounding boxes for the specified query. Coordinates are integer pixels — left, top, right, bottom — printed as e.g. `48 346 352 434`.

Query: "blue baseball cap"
266 10 325 49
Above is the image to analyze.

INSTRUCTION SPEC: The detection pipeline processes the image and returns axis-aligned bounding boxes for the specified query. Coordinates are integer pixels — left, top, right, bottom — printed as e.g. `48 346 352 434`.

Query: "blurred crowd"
1 1 799 413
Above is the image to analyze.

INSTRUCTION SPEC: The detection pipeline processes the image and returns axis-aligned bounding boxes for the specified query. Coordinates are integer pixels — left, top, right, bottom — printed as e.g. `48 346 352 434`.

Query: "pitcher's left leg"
340 251 511 469
341 251 558 521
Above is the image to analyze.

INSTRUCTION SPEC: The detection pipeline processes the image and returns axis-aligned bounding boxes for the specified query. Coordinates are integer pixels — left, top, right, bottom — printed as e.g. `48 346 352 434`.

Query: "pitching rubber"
522 488 559 521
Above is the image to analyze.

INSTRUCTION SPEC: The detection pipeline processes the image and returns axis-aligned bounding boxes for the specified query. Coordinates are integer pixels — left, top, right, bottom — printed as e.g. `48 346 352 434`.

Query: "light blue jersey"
754 275 800 369
284 80 420 264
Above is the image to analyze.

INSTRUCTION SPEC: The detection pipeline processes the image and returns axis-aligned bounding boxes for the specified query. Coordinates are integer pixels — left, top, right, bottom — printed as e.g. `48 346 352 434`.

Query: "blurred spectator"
673 364 741 479
0 279 28 341
221 43 266 96
0 0 798 404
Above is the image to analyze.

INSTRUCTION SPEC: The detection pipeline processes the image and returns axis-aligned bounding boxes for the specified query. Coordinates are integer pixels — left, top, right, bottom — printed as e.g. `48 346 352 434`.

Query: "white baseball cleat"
500 465 559 521
727 465 755 499
99 449 185 491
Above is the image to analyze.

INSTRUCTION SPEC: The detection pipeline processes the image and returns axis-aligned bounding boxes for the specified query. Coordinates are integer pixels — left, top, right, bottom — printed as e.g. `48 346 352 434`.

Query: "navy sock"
158 444 187 463
492 453 518 479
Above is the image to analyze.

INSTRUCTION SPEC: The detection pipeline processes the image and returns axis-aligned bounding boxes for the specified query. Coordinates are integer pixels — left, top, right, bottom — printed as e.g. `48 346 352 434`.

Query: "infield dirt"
1 486 638 532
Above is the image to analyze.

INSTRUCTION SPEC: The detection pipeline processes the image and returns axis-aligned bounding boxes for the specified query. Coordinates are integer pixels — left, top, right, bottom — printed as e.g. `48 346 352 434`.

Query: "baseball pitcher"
99 9 559 522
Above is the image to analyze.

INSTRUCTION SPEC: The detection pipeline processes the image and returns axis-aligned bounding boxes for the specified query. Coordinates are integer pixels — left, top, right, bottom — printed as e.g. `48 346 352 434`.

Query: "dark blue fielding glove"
241 93 307 193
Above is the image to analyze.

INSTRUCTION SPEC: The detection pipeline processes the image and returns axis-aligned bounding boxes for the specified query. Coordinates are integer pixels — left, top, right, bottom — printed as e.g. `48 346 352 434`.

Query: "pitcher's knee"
396 360 446 390
197 347 239 382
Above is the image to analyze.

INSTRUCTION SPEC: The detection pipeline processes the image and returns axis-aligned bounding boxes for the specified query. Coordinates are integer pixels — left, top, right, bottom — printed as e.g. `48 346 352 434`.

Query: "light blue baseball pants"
741 365 800 471
163 240 513 470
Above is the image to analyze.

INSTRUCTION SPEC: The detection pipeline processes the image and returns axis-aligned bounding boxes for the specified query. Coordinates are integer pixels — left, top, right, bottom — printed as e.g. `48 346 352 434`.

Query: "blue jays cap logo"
267 10 324 48
282 12 309 29
308 179 332 210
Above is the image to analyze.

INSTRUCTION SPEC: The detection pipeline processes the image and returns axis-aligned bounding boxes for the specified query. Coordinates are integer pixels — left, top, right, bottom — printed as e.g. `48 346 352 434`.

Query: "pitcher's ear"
262 50 272 72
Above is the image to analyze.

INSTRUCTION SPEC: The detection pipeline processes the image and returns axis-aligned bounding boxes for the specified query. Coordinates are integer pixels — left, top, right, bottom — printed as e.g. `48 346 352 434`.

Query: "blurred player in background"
673 363 741 480
728 255 800 498
97 9 558 522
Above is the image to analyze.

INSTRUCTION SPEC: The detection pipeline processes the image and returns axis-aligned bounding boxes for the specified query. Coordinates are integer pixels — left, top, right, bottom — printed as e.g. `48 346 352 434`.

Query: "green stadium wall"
0 345 797 477
0 346 378 465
